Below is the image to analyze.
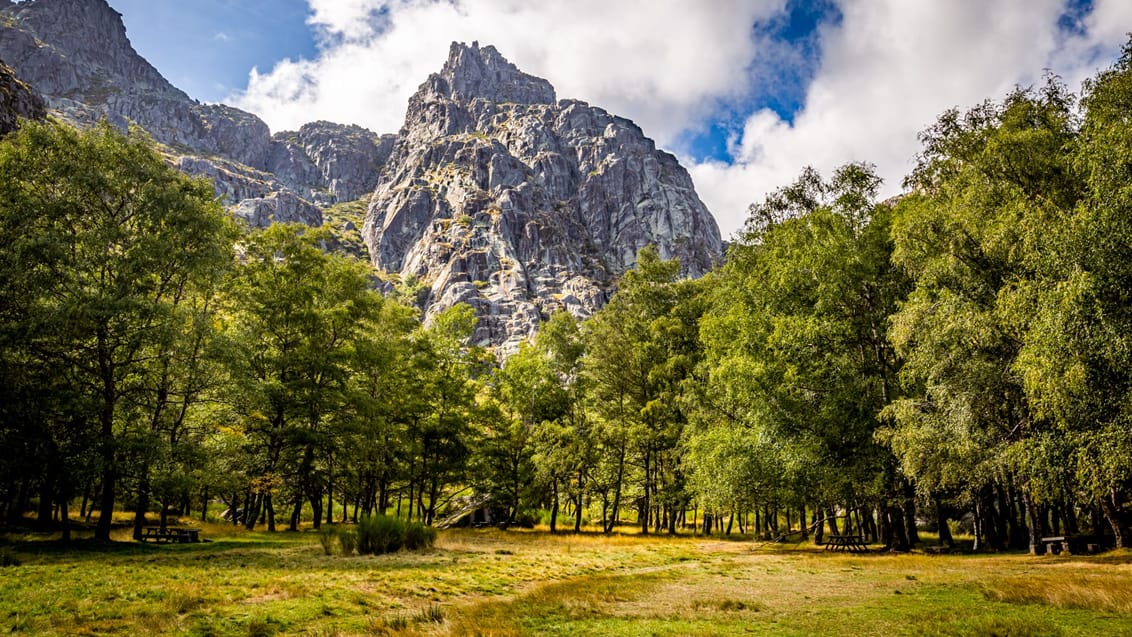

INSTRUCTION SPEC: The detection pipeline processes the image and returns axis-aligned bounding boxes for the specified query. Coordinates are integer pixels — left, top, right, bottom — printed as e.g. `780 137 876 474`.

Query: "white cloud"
231 0 1132 239
691 0 1132 237
231 0 784 149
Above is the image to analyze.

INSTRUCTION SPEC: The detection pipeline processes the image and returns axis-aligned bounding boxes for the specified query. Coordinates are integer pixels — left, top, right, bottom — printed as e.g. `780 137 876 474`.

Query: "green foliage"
317 526 336 555
353 515 434 554
695 163 906 532
356 514 405 555
0 120 235 538
336 525 357 556
404 520 438 550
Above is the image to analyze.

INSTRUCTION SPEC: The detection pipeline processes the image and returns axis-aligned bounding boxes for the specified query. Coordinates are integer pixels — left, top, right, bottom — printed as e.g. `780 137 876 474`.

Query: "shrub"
0 548 20 567
336 526 357 556
355 515 437 555
357 515 405 555
404 521 438 550
318 526 336 555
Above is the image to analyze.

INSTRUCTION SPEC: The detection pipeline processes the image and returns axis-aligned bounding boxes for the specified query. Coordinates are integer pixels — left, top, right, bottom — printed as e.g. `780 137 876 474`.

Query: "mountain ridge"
364 42 722 349
0 2 723 351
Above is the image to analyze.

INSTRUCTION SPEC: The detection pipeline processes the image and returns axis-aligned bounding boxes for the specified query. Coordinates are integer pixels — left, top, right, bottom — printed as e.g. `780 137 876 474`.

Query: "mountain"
0 57 45 134
0 1 723 351
0 0 394 226
364 42 722 349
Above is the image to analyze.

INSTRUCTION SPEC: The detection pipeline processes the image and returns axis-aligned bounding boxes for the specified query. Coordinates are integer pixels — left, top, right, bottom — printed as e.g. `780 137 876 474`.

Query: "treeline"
3 51 1132 552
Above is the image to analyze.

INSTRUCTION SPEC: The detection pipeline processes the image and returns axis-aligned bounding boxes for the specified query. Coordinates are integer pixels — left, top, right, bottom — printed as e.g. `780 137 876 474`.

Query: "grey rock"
232 191 323 228
0 0 270 168
0 0 391 225
268 121 397 204
364 42 722 352
0 57 46 134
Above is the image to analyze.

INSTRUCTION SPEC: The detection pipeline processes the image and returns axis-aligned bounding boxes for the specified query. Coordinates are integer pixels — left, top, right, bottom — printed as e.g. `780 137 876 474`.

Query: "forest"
3 46 1132 558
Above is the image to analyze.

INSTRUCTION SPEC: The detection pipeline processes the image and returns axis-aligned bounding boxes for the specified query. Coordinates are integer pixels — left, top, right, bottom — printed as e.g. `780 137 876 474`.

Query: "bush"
318 526 336 555
0 548 20 567
336 526 357 556
355 515 437 555
357 515 405 555
404 521 437 550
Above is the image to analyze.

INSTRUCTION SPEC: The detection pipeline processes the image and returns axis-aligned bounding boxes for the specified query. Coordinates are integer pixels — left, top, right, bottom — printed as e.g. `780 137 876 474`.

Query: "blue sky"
113 0 317 102
114 0 838 164
104 0 1131 237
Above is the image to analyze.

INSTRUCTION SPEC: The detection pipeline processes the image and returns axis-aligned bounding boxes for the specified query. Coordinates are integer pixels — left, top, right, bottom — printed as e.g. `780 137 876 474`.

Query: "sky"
109 0 1132 238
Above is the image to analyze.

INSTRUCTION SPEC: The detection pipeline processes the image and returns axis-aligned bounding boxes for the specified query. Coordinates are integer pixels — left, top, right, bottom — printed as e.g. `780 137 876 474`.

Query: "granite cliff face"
0 57 45 134
0 2 724 351
0 0 393 225
364 42 722 350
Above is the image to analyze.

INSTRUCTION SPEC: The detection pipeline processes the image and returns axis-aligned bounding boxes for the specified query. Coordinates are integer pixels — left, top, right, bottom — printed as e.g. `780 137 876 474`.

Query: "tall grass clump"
354 515 436 555
357 515 405 555
337 525 357 556
404 521 438 550
318 526 336 555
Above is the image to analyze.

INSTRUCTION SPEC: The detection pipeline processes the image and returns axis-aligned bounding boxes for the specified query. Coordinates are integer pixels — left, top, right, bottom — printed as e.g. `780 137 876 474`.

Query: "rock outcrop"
0 3 725 351
0 0 393 224
0 57 45 134
364 42 722 350
268 122 398 205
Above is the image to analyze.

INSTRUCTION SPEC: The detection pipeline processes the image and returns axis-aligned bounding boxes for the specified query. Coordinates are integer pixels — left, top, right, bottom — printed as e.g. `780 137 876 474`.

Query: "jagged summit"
0 0 179 100
429 41 557 106
0 0 397 226
364 42 722 351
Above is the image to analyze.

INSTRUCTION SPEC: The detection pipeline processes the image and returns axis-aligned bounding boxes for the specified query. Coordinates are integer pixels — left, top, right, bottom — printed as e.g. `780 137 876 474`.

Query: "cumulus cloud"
692 0 1132 237
232 0 783 145
231 0 1132 238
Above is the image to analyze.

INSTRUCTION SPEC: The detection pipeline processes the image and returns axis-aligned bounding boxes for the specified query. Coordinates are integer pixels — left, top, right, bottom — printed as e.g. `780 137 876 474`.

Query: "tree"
1010 52 1132 547
0 121 234 540
884 81 1080 552
583 246 703 534
221 223 383 530
696 164 910 547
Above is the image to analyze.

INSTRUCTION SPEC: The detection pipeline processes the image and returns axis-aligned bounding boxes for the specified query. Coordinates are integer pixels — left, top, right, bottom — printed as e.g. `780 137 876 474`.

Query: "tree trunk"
1022 490 1044 555
244 491 262 531
36 477 53 530
935 496 953 547
132 469 150 541
903 483 920 545
813 508 824 545
640 450 651 535
888 505 910 551
550 479 559 533
606 441 626 534
265 494 276 532
56 496 70 543
1100 492 1126 549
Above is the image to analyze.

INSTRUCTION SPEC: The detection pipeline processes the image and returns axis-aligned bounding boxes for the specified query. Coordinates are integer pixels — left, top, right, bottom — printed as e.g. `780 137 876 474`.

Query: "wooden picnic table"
824 534 869 553
140 526 201 543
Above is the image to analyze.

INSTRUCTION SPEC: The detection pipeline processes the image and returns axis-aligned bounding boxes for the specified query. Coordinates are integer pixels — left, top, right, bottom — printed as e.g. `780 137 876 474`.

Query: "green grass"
2 521 1131 636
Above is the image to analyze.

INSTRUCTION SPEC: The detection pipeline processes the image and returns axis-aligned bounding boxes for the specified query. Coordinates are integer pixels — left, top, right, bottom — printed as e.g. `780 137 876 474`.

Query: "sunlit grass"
2 520 1131 636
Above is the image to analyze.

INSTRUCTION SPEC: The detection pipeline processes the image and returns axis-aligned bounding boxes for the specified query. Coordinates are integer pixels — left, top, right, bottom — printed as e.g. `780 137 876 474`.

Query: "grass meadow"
2 519 1132 636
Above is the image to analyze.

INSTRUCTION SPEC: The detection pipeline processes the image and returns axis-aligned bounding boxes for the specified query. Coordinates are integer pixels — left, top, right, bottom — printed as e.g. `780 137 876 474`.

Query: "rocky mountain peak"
0 0 398 228
1 0 179 100
426 41 556 106
365 42 722 352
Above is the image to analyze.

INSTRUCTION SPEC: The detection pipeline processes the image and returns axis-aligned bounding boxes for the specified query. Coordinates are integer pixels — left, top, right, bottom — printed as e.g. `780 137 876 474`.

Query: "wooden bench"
140 527 201 543
824 534 869 553
1041 536 1070 555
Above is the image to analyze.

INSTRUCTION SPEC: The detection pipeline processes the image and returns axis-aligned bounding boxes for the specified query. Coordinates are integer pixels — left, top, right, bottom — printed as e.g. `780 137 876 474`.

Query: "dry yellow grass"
3 525 1131 636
